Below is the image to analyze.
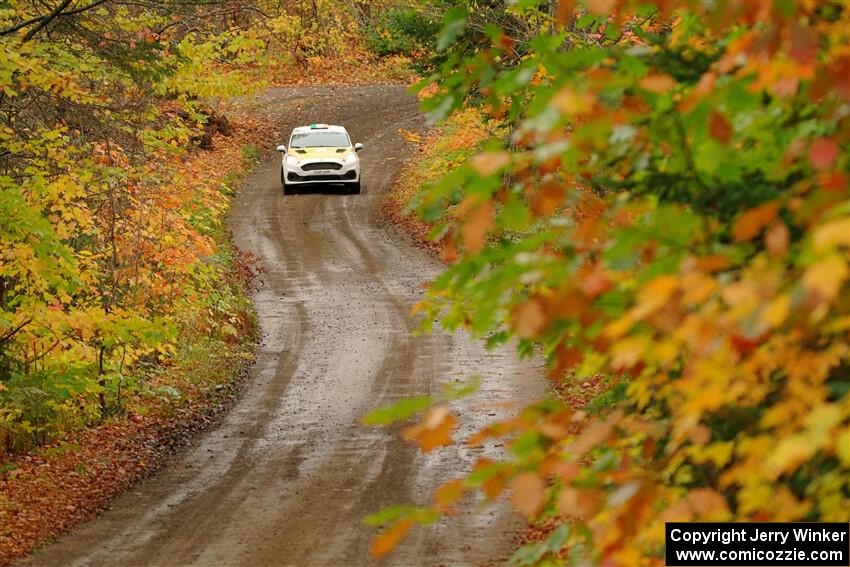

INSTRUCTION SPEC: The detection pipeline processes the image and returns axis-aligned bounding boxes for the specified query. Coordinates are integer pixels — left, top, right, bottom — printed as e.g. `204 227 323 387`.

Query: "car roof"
291 124 348 134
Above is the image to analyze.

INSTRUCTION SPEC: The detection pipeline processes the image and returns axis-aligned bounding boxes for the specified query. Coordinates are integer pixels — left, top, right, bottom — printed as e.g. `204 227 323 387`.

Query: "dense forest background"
0 0 418 456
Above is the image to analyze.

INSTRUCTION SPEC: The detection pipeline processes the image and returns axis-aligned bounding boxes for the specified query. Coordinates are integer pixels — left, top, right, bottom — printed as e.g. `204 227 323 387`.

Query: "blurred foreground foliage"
370 0 850 564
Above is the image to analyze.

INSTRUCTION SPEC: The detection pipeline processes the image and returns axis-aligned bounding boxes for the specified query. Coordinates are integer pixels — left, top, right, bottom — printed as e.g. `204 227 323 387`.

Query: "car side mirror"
276 144 287 153
354 143 363 152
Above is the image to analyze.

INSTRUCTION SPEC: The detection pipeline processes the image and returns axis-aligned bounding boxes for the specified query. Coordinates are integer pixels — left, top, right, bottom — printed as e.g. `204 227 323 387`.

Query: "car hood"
290 147 353 159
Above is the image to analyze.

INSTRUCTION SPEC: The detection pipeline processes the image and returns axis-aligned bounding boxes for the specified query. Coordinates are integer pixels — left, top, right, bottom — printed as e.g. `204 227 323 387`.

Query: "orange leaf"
765 222 789 257
732 202 779 241
370 518 414 558
471 151 510 176
709 111 732 144
460 200 493 253
510 472 546 518
512 297 548 339
580 268 612 298
402 406 457 452
586 0 617 15
550 343 583 380
532 181 566 215
472 458 509 500
558 487 601 519
639 74 676 94
441 231 458 263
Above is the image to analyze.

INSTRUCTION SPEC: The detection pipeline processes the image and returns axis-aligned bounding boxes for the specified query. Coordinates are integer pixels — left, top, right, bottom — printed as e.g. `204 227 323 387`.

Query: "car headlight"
343 152 357 164
286 155 300 166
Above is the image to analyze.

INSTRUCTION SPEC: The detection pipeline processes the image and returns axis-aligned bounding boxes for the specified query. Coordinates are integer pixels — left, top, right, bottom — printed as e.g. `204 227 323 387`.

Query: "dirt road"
23 85 542 567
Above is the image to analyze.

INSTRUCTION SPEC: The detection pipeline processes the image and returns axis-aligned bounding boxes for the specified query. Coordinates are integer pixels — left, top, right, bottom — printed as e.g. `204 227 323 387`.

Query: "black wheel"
348 181 361 195
281 168 291 195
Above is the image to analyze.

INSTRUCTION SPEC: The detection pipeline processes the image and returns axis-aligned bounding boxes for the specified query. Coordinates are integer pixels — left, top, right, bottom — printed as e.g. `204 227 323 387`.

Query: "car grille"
288 170 356 182
302 162 342 171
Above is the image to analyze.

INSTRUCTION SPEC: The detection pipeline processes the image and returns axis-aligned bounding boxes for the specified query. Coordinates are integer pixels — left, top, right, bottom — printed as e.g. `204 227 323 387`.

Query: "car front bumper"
283 159 360 184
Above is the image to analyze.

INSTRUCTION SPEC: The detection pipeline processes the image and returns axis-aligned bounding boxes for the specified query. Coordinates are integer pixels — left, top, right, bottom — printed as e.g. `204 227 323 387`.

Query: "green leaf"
442 376 480 400
363 396 433 425
437 8 467 51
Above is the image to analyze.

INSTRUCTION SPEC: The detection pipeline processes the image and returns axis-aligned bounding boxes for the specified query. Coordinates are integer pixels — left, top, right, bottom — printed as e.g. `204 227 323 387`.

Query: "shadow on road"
283 184 358 196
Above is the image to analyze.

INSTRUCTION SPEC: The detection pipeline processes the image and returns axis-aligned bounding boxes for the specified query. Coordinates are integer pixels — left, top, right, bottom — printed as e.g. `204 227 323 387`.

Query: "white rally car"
276 124 363 195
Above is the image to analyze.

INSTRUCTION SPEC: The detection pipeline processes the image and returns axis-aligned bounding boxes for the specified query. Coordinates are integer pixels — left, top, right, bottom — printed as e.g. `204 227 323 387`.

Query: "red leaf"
709 111 732 144
809 138 838 171
789 23 818 65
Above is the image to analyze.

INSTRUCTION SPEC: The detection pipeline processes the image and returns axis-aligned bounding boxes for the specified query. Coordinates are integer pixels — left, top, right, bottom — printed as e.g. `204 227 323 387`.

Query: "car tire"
281 168 291 195
349 181 361 195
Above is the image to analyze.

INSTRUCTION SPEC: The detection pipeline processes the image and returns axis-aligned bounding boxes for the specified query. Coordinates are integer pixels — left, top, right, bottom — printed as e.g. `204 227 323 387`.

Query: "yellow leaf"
803 254 848 301
634 275 680 319
766 435 814 478
812 217 850 252
550 87 596 116
760 294 790 329
611 335 649 369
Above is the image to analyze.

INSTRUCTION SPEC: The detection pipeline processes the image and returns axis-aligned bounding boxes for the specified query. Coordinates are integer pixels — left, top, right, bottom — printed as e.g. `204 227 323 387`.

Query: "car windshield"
290 131 350 148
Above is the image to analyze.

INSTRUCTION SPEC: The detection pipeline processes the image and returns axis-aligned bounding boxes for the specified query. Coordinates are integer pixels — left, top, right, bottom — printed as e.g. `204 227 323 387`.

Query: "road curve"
22 85 543 567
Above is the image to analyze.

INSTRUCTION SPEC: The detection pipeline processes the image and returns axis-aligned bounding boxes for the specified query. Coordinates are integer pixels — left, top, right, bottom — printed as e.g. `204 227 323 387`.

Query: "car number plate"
313 170 333 175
